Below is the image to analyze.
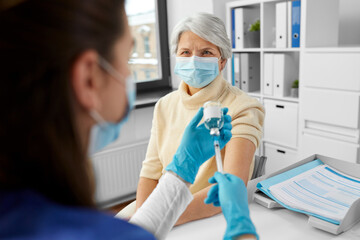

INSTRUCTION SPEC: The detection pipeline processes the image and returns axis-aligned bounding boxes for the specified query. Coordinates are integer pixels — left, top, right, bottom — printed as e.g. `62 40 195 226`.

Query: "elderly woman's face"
177 31 221 58
176 31 226 71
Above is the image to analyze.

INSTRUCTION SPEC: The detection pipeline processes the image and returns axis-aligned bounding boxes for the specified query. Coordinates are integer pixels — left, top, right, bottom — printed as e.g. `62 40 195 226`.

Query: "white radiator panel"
92 141 148 204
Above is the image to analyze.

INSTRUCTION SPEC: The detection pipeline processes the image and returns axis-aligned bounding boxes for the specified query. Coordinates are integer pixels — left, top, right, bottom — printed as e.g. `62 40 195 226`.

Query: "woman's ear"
71 50 102 111
219 58 227 72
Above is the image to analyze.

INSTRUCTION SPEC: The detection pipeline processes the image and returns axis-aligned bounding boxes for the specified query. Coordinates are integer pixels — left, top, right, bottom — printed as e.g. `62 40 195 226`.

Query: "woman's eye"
182 51 190 55
203 50 212 55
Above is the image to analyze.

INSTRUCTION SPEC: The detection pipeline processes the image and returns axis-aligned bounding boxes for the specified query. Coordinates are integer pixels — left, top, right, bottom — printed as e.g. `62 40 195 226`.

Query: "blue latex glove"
204 172 258 240
165 107 232 184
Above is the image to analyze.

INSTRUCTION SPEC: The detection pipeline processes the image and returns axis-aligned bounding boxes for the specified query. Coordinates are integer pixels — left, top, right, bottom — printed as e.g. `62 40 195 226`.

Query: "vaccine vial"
203 101 224 136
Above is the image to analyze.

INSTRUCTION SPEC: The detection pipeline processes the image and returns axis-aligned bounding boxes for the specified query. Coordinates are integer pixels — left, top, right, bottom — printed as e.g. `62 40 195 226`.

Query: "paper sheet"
257 160 360 224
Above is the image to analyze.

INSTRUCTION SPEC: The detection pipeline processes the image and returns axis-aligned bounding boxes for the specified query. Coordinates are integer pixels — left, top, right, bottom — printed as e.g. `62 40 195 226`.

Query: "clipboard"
252 154 360 235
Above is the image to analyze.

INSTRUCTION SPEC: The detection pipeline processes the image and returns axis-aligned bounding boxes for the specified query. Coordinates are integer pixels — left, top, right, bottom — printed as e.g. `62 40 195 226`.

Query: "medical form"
258 160 360 225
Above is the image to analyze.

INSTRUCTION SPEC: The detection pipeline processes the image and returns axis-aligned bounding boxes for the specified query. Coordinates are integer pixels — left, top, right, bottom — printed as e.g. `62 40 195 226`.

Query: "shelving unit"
226 0 360 174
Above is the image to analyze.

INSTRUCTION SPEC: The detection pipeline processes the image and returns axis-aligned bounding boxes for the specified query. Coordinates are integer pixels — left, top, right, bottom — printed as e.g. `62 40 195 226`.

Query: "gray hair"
170 13 232 59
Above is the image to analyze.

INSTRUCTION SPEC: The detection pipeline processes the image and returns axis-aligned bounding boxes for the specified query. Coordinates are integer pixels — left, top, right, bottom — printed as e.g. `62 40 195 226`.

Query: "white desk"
166 179 360 240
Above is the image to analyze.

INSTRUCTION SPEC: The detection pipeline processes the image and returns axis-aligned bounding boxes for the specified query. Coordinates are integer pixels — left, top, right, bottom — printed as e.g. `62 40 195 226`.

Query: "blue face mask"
174 56 220 88
88 57 136 156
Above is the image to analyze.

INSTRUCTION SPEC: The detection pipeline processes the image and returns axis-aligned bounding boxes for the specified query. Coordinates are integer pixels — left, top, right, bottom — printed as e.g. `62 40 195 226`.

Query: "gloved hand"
165 107 232 184
204 172 258 240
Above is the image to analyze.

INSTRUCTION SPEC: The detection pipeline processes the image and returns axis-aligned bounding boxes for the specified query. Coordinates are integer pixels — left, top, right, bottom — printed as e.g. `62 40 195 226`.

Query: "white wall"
212 0 235 24
167 0 214 88
99 107 154 151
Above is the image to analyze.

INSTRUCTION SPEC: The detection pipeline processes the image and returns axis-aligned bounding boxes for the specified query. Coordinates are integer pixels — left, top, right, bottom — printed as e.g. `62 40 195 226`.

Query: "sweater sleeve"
139 102 163 180
230 97 265 148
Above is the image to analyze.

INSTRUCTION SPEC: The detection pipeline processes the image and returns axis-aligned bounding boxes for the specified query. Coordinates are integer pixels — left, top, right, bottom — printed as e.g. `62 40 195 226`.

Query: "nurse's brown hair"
0 0 125 207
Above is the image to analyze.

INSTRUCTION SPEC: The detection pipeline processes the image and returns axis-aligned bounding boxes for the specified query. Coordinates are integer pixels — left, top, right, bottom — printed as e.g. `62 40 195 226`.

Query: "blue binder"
292 0 301 48
231 54 235 86
231 8 235 49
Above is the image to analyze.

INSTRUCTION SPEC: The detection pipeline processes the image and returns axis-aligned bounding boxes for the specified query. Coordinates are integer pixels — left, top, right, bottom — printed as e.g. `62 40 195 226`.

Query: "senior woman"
118 13 265 225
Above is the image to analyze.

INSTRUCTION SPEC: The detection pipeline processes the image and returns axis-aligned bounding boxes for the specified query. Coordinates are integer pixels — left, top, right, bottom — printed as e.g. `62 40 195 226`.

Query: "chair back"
251 155 267 179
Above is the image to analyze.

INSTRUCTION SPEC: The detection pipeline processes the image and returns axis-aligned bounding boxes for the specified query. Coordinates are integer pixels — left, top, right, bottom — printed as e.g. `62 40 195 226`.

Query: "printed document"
268 164 360 223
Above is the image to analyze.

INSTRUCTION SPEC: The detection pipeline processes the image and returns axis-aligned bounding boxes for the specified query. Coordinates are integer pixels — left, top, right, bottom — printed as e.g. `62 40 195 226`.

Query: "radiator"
92 140 148 207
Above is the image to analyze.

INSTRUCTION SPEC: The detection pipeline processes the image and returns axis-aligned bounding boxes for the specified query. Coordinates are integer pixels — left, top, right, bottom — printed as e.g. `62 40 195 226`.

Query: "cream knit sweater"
140 74 265 194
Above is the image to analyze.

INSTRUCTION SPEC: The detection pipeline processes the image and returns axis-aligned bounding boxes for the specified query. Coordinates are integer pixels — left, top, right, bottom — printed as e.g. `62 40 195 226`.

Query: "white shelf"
262 0 283 3
227 0 261 8
232 48 302 52
263 95 299 103
232 48 261 52
263 48 301 52
305 47 360 53
262 139 298 151
248 91 261 97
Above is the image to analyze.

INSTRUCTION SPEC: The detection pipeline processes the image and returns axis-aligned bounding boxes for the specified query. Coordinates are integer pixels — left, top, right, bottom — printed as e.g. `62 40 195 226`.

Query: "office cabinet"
301 132 360 163
299 0 360 162
302 89 360 129
264 142 298 174
264 99 298 148
302 53 360 91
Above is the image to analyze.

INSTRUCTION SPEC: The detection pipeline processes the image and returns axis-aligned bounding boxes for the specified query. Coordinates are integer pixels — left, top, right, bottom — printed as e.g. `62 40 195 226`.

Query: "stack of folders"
275 0 301 48
232 53 260 92
263 53 296 97
231 7 259 49
257 159 360 225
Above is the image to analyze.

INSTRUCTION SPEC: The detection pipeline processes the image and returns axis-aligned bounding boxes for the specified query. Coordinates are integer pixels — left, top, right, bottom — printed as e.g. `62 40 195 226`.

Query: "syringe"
213 136 224 173
203 101 225 173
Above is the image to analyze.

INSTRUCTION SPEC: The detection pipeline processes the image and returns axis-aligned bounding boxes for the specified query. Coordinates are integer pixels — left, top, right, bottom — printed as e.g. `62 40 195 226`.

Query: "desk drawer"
264 99 298 148
302 88 360 129
302 53 360 91
264 143 298 175
300 132 360 163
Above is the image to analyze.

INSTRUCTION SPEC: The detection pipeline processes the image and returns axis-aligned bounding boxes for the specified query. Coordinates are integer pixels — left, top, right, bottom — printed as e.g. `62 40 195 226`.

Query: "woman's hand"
165 107 232 184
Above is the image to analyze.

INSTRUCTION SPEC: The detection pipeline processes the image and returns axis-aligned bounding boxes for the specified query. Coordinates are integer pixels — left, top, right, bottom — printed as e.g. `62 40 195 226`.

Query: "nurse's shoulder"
0 190 155 240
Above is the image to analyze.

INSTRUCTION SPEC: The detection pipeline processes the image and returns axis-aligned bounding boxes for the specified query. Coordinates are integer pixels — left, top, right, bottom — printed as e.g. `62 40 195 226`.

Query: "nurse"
0 0 234 239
